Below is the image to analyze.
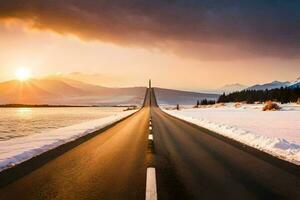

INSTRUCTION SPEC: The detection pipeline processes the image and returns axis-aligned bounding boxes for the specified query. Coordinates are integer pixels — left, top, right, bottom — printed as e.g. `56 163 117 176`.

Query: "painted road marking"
145 168 157 200
149 126 152 131
148 134 153 140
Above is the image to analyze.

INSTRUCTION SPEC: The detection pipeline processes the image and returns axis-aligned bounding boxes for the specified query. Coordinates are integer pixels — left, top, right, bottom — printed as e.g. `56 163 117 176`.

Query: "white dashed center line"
148 134 153 140
145 167 157 200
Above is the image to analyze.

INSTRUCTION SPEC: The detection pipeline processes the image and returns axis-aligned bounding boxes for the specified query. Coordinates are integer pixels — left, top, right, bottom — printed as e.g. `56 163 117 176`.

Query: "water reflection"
0 107 124 141
16 108 33 119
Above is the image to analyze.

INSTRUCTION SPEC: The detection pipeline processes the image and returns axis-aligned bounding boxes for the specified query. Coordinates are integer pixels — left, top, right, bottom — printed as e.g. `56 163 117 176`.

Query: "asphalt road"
0 88 299 200
150 89 300 200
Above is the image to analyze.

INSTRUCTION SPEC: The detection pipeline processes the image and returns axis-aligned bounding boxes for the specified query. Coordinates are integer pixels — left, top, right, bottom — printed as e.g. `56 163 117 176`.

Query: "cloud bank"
1 0 300 60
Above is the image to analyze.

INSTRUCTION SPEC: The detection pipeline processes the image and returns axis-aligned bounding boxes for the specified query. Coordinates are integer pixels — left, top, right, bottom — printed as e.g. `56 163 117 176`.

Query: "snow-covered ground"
0 110 137 172
162 103 300 165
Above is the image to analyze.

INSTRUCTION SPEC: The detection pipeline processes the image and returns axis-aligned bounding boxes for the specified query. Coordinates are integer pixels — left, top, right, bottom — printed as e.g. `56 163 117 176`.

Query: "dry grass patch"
234 102 242 108
262 101 281 111
215 103 225 108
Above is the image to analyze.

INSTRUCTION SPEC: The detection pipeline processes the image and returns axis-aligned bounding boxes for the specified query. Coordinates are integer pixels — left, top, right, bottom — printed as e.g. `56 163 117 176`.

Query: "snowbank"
0 110 137 172
163 103 300 165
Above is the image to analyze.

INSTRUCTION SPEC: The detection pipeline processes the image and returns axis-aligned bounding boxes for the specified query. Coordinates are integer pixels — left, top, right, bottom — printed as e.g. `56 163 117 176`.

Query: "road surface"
0 88 299 200
150 89 300 200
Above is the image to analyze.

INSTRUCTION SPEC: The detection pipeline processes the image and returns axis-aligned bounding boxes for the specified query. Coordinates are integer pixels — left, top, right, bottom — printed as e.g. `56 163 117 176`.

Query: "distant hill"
217 83 248 94
154 87 219 105
0 78 146 105
0 78 218 106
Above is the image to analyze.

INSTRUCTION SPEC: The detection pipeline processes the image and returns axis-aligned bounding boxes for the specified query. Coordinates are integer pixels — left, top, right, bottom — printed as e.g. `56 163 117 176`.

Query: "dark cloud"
0 0 300 60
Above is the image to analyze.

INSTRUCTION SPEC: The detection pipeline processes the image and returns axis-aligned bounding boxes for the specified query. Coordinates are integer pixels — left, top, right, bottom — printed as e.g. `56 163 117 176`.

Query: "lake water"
0 107 125 141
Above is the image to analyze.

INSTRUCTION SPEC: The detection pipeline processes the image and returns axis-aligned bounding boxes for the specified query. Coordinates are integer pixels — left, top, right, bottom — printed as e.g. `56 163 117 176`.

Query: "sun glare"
15 67 31 81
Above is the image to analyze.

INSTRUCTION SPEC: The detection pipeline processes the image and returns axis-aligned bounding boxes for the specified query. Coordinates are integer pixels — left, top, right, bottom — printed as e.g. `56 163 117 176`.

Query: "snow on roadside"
0 110 137 172
162 103 300 165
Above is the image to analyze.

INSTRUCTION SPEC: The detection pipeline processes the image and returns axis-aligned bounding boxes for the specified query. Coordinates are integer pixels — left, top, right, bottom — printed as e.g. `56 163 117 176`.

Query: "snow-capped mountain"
246 81 290 91
245 77 300 91
288 77 300 89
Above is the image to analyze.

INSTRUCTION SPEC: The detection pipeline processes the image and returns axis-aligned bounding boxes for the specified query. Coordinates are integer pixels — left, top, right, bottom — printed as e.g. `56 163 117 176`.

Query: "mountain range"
246 81 290 91
0 77 219 106
216 77 300 94
246 77 300 91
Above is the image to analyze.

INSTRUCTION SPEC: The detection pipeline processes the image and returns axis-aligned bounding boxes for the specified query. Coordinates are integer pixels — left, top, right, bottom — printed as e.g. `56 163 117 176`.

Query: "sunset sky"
0 1 300 91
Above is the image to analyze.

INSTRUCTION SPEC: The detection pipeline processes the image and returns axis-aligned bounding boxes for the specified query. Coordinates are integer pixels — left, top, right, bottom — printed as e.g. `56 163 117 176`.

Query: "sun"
15 67 31 81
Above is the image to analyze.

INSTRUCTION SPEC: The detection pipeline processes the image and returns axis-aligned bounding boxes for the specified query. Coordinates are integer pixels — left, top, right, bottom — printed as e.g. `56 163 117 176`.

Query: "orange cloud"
0 0 300 61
